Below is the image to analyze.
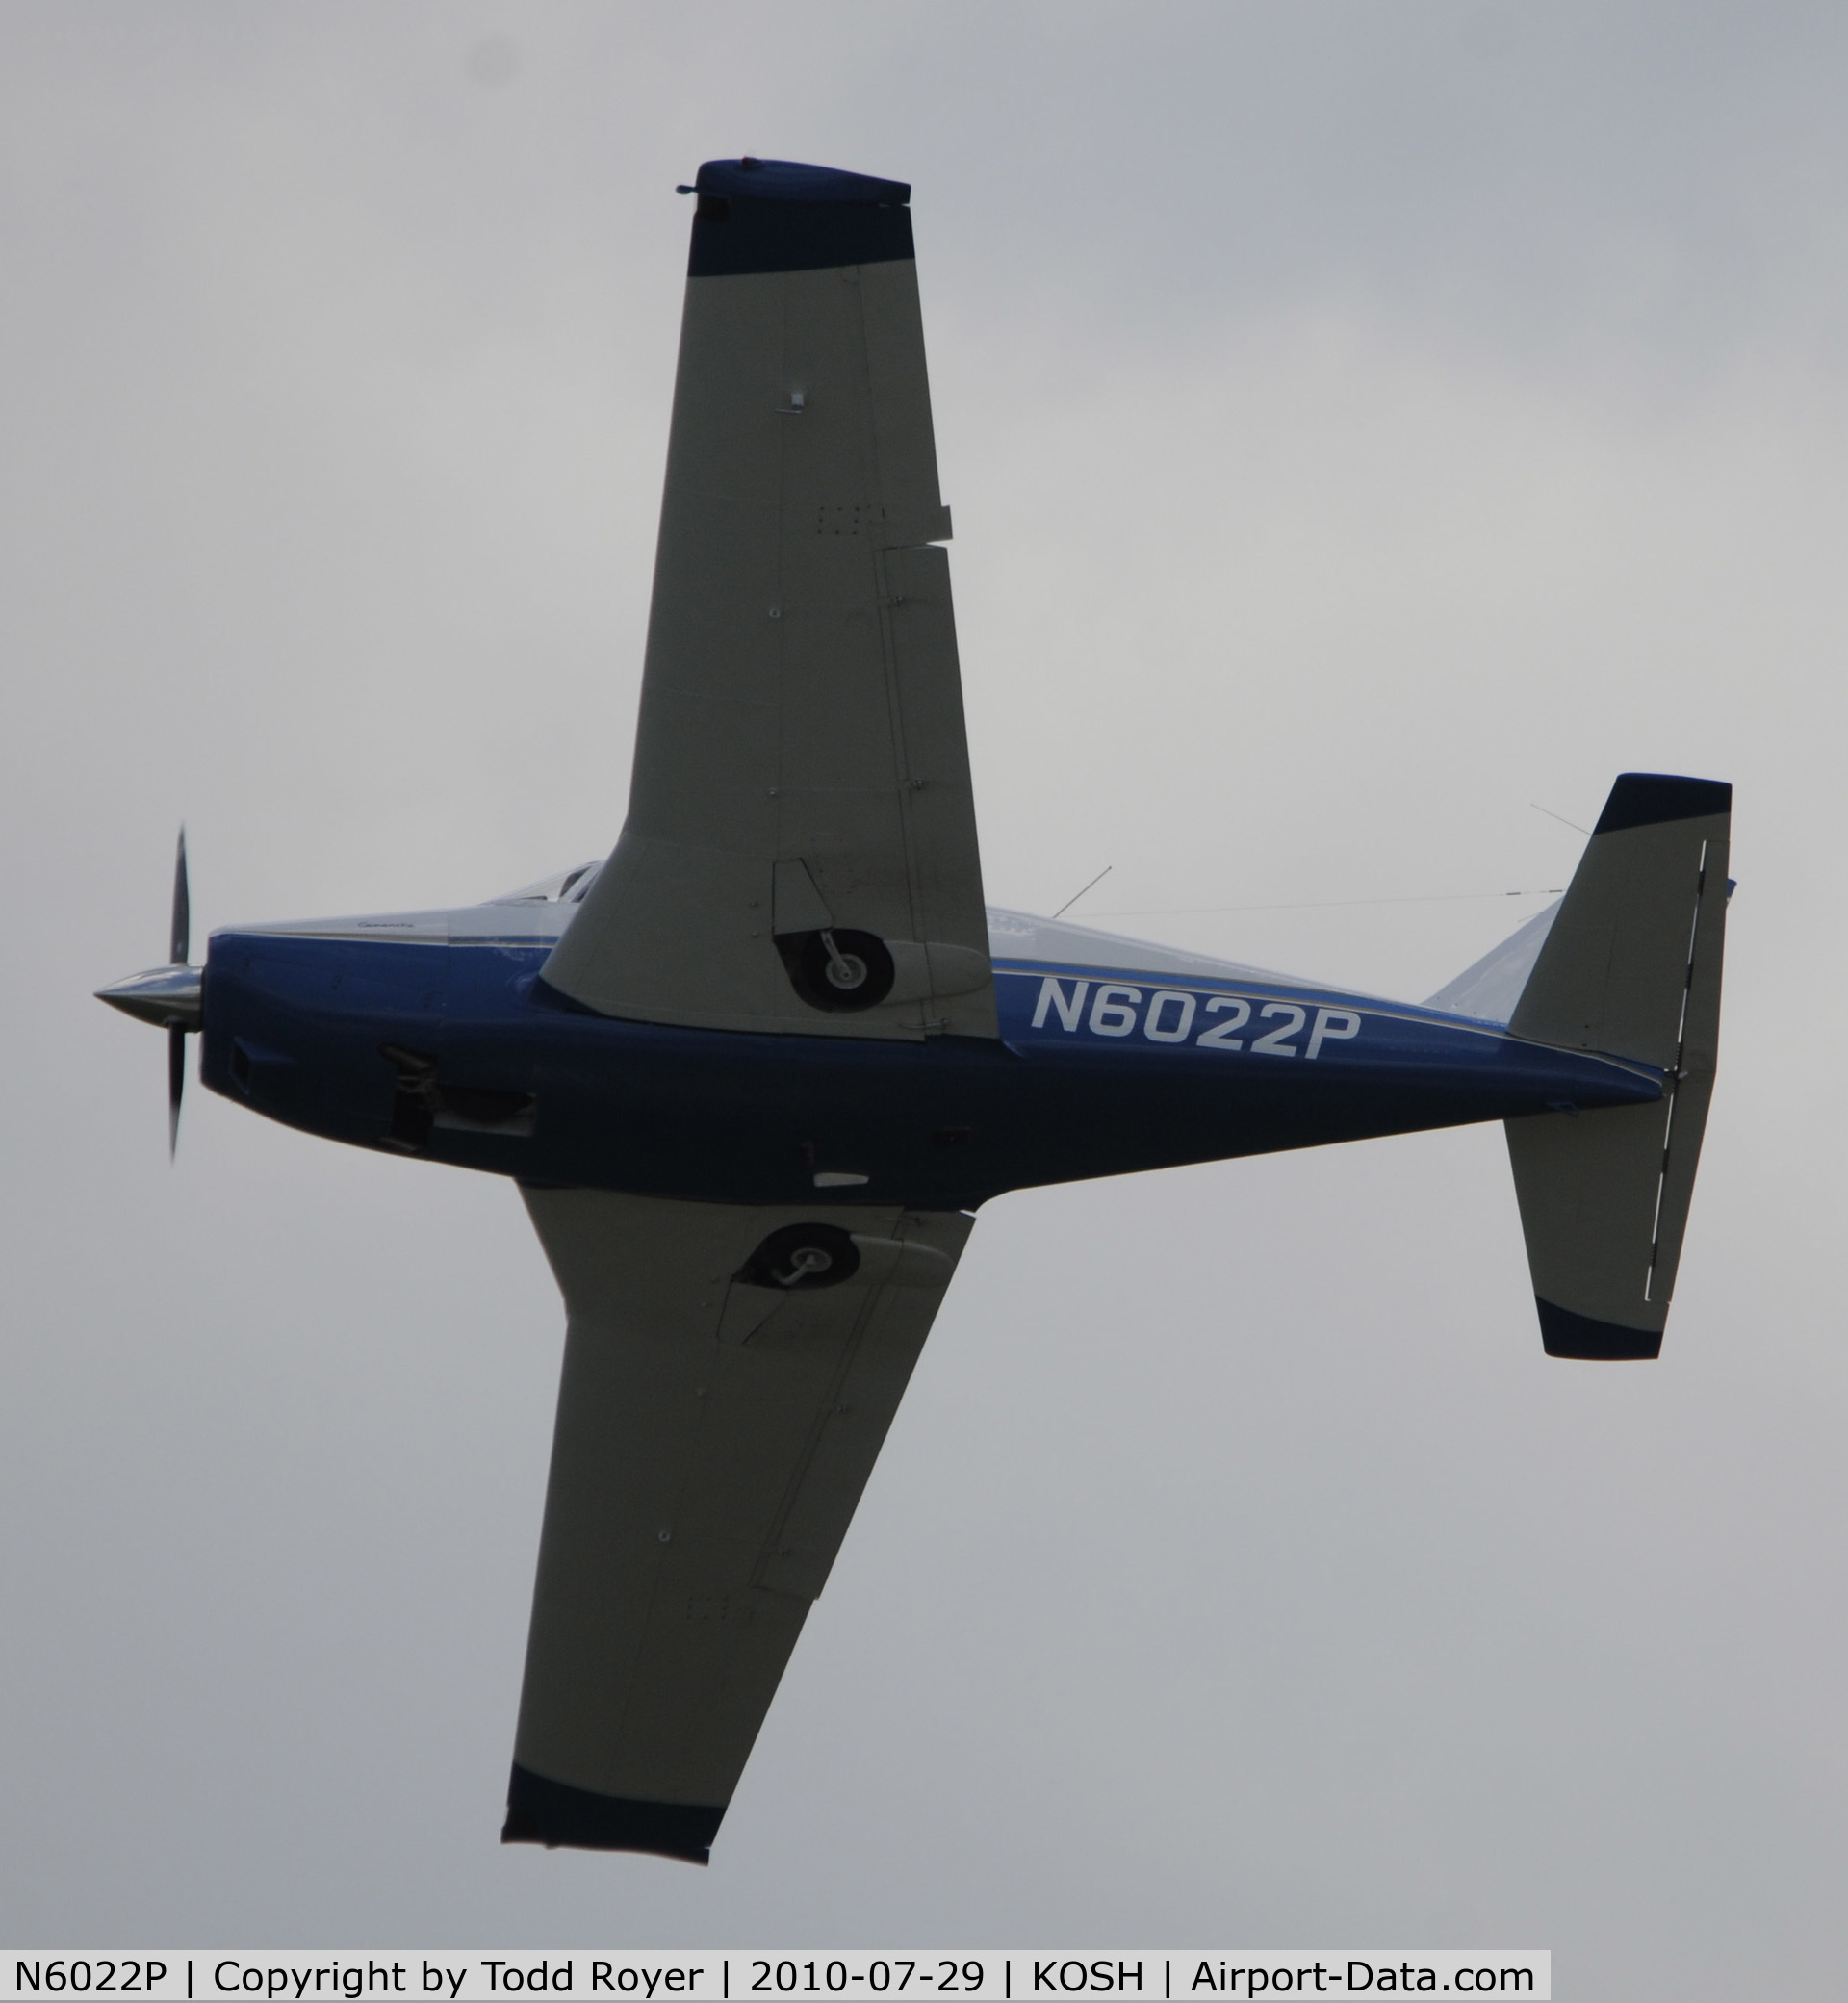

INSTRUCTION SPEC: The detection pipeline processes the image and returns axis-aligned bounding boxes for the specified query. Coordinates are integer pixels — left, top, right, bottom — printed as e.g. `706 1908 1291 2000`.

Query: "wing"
501 1186 972 1862
541 158 996 1040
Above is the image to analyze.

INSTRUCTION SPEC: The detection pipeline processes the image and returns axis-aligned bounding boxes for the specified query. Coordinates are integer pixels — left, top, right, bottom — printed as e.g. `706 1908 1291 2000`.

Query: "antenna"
1531 801 1590 835
1050 866 1112 922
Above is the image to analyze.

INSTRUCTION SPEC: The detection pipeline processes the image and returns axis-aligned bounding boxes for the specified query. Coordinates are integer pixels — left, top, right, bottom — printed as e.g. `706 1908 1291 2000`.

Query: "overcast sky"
4 3 1846 1989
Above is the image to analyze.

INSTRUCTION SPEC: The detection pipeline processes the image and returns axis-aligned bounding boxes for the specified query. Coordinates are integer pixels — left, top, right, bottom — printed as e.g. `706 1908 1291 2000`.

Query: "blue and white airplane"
98 159 1730 1866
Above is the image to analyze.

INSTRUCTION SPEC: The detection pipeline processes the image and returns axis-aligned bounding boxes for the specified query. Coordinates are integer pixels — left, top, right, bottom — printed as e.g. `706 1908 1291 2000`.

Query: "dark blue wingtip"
693 157 911 205
687 158 914 278
500 1762 722 1864
1536 1297 1663 1360
1593 773 1732 835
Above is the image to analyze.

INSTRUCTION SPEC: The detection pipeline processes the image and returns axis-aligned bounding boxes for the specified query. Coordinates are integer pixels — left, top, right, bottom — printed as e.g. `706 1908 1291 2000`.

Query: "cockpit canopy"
491 861 604 906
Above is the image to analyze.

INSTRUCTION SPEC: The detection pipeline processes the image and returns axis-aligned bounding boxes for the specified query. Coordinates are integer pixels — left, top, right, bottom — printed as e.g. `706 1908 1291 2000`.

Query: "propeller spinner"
96 829 202 1156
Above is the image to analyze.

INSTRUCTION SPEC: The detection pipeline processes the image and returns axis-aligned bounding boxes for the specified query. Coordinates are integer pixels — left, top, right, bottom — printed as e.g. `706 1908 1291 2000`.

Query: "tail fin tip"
1594 772 1731 835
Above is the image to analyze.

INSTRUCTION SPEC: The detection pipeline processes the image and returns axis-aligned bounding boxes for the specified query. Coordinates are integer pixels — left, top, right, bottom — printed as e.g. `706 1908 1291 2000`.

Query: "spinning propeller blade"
94 825 203 1157
168 829 188 1154
170 827 190 966
168 1023 186 1158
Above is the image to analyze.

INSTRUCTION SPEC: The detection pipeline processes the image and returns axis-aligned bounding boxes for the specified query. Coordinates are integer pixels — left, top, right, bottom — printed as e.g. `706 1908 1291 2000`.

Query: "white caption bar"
3 1953 1550 2002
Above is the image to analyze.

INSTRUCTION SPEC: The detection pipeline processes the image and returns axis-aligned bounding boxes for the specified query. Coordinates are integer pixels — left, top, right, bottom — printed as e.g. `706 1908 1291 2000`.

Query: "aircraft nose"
94 963 203 1032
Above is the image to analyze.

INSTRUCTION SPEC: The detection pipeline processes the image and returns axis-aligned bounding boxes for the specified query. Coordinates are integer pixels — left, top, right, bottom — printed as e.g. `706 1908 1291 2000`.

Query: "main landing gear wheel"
779 927 896 1012
734 1222 862 1291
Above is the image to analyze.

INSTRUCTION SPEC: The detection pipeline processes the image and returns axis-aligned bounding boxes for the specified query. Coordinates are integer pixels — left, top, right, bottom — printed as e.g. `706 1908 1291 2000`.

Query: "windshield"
489 860 603 906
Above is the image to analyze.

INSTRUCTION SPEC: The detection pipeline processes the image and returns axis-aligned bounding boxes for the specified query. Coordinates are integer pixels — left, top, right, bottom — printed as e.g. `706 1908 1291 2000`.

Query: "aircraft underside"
199 930 1662 1212
98 152 1729 1864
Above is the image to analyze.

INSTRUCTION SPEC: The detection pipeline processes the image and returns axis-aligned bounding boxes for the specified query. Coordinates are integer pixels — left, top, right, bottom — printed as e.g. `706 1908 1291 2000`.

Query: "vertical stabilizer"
1503 774 1730 1358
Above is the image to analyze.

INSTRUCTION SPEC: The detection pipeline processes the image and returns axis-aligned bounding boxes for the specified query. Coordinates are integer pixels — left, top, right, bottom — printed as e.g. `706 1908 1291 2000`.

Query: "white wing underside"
500 194 987 1860
509 1190 970 1841
541 251 994 1040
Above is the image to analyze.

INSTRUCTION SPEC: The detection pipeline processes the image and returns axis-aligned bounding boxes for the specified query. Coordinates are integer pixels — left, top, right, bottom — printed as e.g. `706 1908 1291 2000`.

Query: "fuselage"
198 887 1663 1211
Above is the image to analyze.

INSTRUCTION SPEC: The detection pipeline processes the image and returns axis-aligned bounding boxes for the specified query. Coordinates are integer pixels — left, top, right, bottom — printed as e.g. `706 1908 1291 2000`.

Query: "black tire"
778 929 896 1012
734 1222 862 1291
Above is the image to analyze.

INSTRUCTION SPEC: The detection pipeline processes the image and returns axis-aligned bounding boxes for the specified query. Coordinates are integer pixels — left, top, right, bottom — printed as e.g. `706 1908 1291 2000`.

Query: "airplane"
96 157 1730 1866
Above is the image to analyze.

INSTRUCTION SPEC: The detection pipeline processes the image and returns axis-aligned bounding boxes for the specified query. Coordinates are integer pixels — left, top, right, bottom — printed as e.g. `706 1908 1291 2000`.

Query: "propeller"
170 826 190 963
167 830 190 1154
95 827 203 1158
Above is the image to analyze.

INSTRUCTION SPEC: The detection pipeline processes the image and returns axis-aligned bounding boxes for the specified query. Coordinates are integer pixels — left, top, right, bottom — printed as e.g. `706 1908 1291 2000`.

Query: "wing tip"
688 157 915 278
694 158 911 206
1536 1296 1663 1361
501 1763 722 1864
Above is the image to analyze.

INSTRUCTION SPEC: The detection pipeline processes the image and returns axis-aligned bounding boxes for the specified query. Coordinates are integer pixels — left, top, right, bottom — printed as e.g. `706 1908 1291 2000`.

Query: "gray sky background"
4 2 1845 1987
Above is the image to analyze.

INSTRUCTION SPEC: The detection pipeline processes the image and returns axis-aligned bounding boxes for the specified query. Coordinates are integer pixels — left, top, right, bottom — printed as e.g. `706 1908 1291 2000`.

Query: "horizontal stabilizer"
1425 900 1559 1023
1503 773 1730 1358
